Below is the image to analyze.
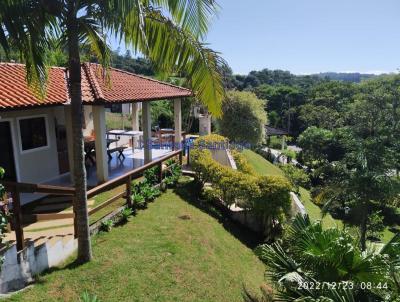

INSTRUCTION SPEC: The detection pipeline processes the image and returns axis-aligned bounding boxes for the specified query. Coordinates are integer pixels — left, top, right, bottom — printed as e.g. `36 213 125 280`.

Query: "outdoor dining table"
122 130 143 153
107 129 126 137
84 137 119 165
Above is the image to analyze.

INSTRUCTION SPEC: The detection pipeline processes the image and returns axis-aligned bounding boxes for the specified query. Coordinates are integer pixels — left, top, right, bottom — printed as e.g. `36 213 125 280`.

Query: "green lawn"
7 179 265 302
298 187 342 229
106 112 132 131
242 149 284 177
242 149 340 229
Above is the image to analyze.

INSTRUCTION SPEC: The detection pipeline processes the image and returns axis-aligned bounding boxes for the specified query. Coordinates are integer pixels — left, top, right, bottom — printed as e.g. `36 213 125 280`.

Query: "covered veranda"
0 62 192 245
61 63 192 187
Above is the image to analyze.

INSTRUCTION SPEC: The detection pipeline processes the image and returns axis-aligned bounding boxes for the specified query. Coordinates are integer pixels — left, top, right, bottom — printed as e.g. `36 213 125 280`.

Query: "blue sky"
111 0 400 75
205 0 400 75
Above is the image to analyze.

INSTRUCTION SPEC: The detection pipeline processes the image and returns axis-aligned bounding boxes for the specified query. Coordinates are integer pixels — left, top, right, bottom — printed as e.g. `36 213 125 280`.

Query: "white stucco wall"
82 105 94 137
0 236 77 294
0 107 63 204
0 107 60 184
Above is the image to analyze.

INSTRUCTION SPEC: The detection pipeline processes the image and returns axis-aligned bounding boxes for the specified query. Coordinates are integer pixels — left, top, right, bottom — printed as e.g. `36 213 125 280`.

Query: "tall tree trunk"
360 205 368 251
67 1 92 263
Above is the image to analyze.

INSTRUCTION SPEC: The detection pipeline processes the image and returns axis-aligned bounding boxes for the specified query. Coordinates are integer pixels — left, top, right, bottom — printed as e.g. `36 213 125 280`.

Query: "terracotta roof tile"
0 63 192 110
0 63 68 109
83 63 192 103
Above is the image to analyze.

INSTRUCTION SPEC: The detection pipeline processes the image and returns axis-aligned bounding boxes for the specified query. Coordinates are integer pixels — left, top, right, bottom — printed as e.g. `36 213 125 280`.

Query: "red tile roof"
0 63 192 110
0 63 68 109
82 63 192 103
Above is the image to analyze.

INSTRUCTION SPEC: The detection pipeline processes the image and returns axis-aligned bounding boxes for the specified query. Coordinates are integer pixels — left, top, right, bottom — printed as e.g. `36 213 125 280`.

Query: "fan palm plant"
255 214 400 301
0 0 225 263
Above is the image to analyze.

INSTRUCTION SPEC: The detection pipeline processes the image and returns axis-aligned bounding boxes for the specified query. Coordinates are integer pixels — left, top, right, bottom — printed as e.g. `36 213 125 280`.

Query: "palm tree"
254 214 400 301
0 0 225 263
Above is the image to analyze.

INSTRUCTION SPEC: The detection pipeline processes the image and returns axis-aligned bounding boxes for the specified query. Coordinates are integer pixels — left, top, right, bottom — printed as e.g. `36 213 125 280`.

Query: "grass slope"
242 150 284 177
242 149 340 229
7 180 264 302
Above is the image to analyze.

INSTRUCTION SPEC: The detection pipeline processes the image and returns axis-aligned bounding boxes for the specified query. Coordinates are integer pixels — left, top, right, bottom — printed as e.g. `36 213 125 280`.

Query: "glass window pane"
19 117 48 151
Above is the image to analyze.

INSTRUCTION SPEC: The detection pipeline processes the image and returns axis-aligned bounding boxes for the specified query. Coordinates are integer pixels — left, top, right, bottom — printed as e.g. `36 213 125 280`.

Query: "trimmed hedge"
191 135 292 236
193 133 229 150
231 150 256 175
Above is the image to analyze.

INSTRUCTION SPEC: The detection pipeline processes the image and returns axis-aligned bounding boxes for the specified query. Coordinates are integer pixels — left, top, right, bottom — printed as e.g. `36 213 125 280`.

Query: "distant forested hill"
0 48 155 76
220 64 398 137
313 72 378 83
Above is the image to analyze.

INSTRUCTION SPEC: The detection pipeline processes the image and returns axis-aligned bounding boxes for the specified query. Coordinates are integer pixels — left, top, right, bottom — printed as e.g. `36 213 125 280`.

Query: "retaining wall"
0 236 77 294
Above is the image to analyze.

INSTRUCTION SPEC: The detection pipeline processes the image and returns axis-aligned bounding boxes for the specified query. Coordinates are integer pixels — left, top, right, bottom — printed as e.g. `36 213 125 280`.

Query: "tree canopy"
218 90 267 145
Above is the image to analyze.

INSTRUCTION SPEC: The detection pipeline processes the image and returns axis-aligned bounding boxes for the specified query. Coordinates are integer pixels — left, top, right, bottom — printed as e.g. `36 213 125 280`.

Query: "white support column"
199 114 211 136
174 98 182 150
64 105 74 183
93 105 109 183
131 102 140 148
142 102 152 163
131 103 140 131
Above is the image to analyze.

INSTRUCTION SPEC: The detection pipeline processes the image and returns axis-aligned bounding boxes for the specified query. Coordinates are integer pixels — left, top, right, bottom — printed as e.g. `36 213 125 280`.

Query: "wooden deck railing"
2 149 183 252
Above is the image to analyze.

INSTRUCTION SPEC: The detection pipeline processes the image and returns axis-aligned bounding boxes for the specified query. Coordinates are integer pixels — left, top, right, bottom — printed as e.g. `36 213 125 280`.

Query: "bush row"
190 135 292 237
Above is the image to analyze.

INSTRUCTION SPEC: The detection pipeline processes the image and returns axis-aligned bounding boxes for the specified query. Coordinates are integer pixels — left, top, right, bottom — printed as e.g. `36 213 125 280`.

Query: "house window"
19 116 48 151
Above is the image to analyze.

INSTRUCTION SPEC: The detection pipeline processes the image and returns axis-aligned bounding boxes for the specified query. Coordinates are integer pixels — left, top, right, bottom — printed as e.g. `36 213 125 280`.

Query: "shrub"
80 291 101 302
191 148 223 189
280 164 310 193
230 150 256 175
253 176 292 216
191 137 292 239
163 159 182 187
281 148 297 160
132 193 146 209
141 185 160 202
193 133 228 149
267 138 283 150
131 181 143 195
192 145 258 206
249 176 292 238
143 166 161 185
120 207 133 223
201 187 222 203
100 219 113 232
216 168 259 206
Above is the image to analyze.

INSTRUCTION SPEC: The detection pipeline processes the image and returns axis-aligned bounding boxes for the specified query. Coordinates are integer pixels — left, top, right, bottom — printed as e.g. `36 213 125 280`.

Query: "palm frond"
257 243 304 285
77 16 112 68
379 231 400 257
150 0 219 38
0 0 56 96
71 1 225 115
287 214 312 238
137 8 225 115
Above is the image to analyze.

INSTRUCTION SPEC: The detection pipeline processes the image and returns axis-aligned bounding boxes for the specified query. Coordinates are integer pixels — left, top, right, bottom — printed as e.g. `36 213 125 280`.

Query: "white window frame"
17 114 50 154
